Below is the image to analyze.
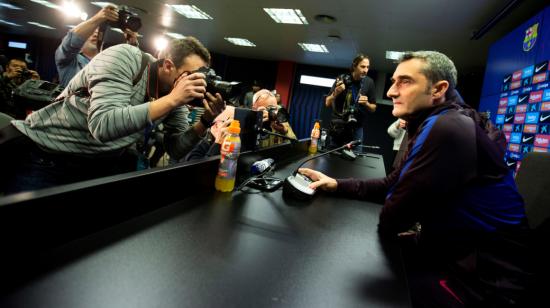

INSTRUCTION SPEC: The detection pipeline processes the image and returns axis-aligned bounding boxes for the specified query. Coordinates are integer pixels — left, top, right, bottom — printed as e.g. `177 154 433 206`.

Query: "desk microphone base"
283 174 315 200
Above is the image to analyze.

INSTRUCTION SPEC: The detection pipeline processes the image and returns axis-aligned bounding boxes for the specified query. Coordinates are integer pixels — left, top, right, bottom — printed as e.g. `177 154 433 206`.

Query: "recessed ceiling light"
27 21 55 29
29 0 60 10
166 32 186 39
385 51 404 60
264 8 308 24
225 37 256 47
0 2 23 10
91 2 115 8
298 43 328 53
168 4 213 19
0 19 22 27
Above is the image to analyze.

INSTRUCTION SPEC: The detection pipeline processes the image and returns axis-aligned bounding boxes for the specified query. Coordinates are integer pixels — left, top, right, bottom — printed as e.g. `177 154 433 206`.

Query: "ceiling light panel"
27 21 56 29
298 43 328 53
385 51 404 60
30 0 60 10
0 19 22 26
166 32 186 39
168 5 213 19
264 8 308 24
225 37 256 47
0 2 23 10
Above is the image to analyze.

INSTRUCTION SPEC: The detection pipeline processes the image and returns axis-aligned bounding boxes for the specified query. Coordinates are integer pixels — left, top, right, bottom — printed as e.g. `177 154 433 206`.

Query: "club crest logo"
523 23 538 52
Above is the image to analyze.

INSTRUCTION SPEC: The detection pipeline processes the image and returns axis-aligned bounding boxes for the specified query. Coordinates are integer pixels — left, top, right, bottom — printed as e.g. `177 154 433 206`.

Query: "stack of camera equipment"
13 80 64 118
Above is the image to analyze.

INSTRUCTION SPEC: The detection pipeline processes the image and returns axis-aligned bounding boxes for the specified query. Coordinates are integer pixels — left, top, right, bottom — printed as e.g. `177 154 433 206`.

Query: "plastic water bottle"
251 158 274 175
318 129 327 151
309 121 320 154
215 120 242 192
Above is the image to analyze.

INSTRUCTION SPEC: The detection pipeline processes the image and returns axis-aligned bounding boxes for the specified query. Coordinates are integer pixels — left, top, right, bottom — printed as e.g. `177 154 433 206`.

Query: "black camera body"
266 105 289 123
189 66 243 107
19 69 34 81
108 6 141 32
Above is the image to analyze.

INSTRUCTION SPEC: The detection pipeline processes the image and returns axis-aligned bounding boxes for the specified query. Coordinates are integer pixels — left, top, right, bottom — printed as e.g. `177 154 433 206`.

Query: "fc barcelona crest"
523 23 538 52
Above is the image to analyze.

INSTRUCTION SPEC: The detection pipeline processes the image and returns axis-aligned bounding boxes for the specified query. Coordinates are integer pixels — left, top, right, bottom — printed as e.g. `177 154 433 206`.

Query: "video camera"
189 66 244 107
108 6 141 32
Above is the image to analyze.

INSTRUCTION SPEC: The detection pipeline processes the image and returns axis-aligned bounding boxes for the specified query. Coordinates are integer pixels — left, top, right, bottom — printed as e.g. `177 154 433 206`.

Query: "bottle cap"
313 122 320 129
228 120 241 134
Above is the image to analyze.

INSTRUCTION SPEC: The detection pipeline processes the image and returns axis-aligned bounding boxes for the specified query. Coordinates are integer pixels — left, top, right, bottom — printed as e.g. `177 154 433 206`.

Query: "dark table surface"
0 152 411 308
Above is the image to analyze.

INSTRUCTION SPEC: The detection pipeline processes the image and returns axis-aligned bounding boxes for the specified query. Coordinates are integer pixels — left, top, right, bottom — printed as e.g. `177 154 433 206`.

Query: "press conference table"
0 143 411 307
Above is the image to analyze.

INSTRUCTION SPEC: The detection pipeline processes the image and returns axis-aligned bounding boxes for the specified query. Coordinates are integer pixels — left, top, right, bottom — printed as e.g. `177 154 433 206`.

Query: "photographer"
55 4 139 87
184 89 295 161
325 54 376 148
1 37 224 194
0 58 40 117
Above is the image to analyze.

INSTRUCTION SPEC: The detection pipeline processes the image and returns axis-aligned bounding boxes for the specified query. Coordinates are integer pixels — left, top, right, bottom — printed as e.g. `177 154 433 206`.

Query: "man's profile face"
6 59 27 76
82 29 99 56
352 59 370 80
387 58 434 119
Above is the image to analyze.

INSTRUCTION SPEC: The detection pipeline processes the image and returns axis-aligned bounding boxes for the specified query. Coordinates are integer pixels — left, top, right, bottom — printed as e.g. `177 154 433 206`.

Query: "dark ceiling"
1 0 548 74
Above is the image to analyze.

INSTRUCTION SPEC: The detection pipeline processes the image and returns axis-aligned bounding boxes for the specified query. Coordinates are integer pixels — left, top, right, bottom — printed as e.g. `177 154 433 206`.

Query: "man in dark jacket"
300 51 534 307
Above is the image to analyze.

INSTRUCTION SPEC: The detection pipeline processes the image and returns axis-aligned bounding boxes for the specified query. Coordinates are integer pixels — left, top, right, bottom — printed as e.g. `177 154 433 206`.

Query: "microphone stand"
261 128 298 143
282 140 360 200
291 140 361 175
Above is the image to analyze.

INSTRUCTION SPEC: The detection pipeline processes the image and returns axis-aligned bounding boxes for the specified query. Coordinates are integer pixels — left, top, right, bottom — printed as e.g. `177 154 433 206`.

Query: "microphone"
283 140 361 200
251 158 275 175
261 128 298 143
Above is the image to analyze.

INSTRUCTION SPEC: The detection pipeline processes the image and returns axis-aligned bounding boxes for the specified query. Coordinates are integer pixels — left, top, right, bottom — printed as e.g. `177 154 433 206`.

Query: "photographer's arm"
72 6 118 40
325 78 345 107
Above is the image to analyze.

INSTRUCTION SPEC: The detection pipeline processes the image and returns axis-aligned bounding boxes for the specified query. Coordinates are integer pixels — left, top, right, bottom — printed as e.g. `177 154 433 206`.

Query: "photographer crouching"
0 58 40 118
0 37 225 194
325 54 376 149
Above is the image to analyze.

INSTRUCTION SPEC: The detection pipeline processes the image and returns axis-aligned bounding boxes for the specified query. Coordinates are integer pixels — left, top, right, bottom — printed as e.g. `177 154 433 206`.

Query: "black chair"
514 151 550 305
515 151 550 230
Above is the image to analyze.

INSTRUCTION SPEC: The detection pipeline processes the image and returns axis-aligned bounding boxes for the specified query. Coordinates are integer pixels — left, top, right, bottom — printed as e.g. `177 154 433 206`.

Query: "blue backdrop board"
480 5 550 171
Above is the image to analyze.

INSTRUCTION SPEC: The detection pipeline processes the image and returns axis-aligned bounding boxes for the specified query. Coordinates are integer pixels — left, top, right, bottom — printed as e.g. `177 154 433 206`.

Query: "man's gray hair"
399 51 457 90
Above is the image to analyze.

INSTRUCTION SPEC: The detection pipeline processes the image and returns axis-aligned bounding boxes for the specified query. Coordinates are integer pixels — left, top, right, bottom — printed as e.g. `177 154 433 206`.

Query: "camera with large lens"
266 105 289 123
108 6 142 32
189 66 243 107
341 74 353 88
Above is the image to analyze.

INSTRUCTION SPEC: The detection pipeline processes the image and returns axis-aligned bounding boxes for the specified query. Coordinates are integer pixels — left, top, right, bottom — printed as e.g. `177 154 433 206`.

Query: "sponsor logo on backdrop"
544 89 550 101
498 107 507 114
499 98 508 106
522 134 535 144
539 124 549 134
496 114 505 124
512 71 522 81
511 81 522 90
510 133 522 143
509 152 522 160
523 124 537 133
534 61 548 73
503 124 513 132
507 106 516 114
512 124 522 132
503 74 512 83
525 112 540 123
542 102 550 112
508 143 520 152
540 112 550 123
508 95 518 105
533 72 547 84
514 113 525 124
516 104 528 113
523 23 538 52
534 147 548 153
534 135 550 147
504 132 511 142
529 103 540 112
529 90 543 103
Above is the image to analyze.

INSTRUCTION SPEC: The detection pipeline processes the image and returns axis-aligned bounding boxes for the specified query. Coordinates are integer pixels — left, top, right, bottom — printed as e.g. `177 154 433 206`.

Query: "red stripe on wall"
275 61 295 108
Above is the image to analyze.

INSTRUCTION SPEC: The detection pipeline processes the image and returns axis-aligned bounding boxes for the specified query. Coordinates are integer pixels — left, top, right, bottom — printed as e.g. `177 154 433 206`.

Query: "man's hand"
91 5 118 24
333 78 346 97
271 121 288 135
201 92 226 124
171 72 207 106
29 70 40 80
124 29 139 46
298 168 338 192
357 95 369 106
398 119 407 129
